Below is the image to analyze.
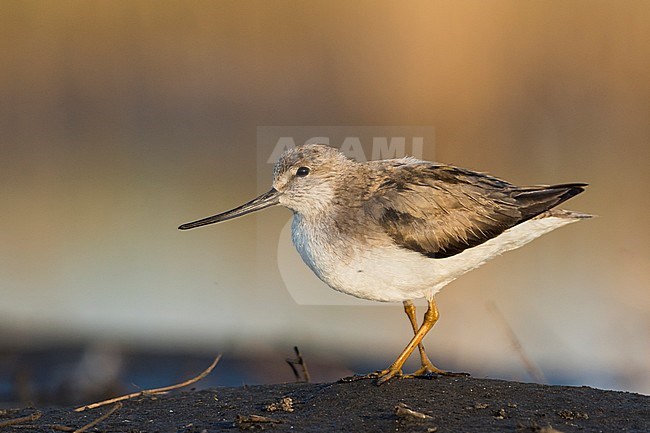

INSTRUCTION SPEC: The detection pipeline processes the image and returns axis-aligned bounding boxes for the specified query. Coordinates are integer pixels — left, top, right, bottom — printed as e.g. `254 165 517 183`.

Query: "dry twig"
9 425 74 431
73 402 121 433
0 411 41 428
74 354 221 412
394 402 430 420
286 346 311 383
487 302 546 383
236 414 281 425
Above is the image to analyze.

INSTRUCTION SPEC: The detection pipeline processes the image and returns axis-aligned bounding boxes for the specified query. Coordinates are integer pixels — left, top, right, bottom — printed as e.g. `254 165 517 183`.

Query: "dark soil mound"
2 376 648 432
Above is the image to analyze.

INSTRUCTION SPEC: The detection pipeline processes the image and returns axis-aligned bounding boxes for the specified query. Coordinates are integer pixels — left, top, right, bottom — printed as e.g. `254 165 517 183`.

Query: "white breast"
291 214 579 303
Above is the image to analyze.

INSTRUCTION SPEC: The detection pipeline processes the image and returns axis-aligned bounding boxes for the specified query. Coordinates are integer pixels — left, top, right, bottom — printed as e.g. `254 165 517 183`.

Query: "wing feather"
365 162 586 258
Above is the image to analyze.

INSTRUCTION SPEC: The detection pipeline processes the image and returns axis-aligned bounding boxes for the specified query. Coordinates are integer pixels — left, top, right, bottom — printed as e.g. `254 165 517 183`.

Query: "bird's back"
363 160 588 259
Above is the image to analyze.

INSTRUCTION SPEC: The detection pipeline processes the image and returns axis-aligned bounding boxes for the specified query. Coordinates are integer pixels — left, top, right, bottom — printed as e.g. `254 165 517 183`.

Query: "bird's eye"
296 166 310 177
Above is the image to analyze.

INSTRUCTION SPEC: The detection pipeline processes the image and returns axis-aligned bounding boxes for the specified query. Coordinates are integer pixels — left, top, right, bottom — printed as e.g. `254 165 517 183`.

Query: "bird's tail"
511 183 589 223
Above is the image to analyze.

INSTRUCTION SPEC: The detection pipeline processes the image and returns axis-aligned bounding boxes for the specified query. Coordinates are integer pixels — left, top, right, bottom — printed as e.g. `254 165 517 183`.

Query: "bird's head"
272 144 352 214
178 144 352 230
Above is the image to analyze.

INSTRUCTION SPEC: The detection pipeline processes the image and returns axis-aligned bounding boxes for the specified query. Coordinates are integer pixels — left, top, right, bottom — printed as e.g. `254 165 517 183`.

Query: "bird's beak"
178 188 281 230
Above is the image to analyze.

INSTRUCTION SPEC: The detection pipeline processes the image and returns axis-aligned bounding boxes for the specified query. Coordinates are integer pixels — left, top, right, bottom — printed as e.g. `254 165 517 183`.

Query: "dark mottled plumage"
364 162 586 258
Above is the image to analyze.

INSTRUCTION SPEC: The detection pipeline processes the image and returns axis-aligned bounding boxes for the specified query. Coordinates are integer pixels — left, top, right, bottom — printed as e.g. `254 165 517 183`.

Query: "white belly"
291 214 579 303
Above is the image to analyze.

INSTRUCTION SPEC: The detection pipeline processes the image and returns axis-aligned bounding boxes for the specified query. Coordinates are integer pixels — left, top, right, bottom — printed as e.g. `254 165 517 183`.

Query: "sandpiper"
179 144 589 384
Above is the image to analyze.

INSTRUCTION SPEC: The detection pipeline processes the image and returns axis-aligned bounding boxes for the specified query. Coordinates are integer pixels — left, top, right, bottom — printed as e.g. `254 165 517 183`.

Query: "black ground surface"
1 375 648 433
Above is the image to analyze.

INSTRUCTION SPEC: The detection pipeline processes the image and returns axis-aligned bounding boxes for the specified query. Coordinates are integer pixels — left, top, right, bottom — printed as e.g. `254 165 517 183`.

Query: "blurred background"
1 1 648 405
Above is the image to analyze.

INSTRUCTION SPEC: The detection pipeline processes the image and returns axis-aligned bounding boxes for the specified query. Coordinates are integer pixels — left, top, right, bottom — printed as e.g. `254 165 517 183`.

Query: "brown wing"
365 162 586 258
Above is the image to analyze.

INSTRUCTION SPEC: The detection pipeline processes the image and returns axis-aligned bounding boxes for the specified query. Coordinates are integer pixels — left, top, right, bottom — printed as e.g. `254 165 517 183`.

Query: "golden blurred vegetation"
1 1 648 393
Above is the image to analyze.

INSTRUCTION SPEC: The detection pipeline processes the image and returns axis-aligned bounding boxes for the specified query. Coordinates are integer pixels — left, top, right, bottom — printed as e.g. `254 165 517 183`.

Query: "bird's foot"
339 361 468 384
338 374 372 383
374 367 403 385
405 362 470 379
339 368 403 385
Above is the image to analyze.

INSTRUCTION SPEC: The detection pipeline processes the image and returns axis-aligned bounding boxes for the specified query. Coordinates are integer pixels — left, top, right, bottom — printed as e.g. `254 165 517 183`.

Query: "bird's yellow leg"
402 300 447 376
375 297 439 385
